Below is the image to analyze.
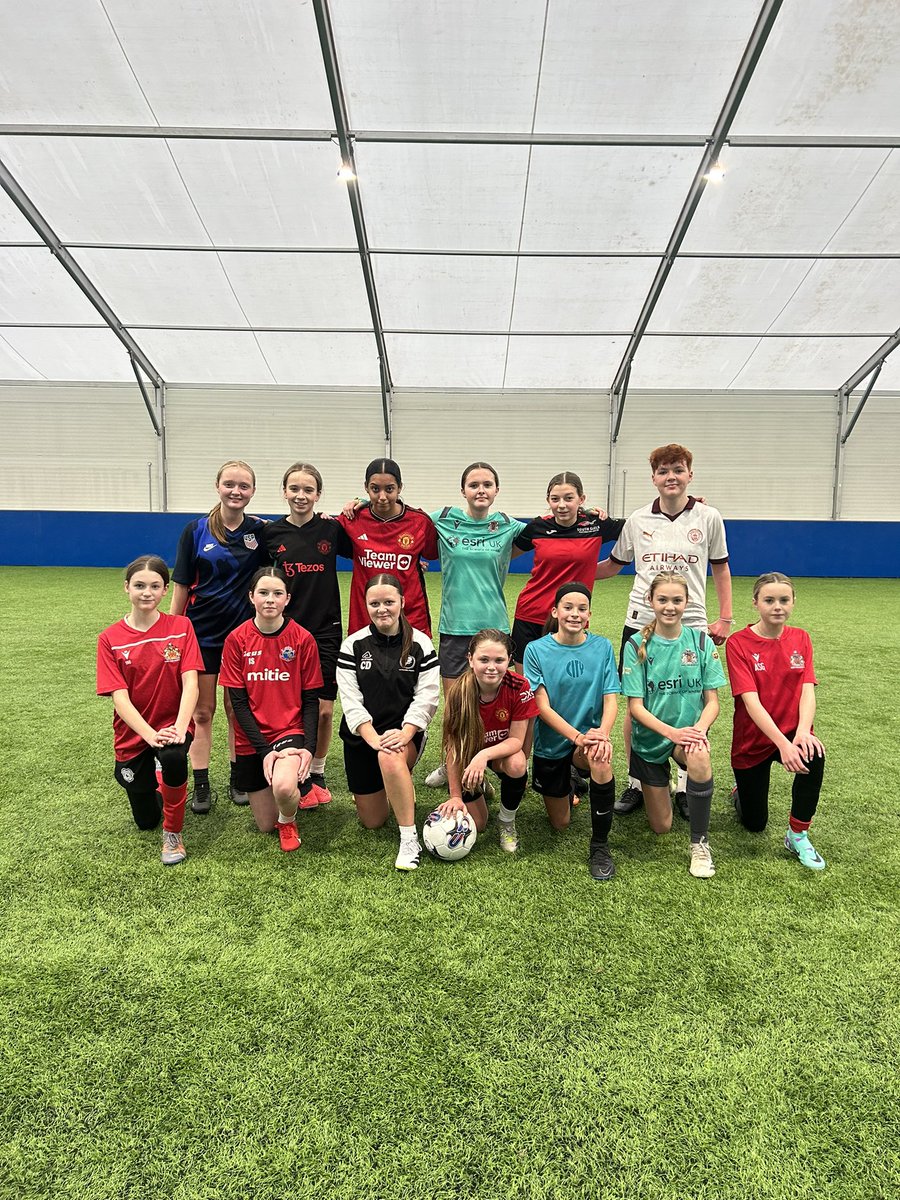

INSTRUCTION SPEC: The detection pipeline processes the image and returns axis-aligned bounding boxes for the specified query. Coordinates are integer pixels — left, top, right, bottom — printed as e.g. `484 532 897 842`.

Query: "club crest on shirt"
163 642 181 662
317 540 330 555
488 521 499 533
496 708 509 721
280 646 296 662
681 650 697 666
243 533 258 550
399 654 415 671
398 533 415 550
687 528 703 544
790 651 805 669
121 767 135 783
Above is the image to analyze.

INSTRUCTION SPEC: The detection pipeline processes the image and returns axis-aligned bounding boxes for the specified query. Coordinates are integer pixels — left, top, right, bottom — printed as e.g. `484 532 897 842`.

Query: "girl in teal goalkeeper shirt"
621 571 726 879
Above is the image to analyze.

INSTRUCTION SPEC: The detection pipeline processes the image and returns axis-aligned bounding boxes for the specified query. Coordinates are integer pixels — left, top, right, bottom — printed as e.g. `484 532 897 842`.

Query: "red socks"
160 782 187 833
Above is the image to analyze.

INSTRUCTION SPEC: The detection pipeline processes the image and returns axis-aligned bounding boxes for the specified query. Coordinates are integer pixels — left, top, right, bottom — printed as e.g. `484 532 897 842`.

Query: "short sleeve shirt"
430 508 525 635
523 633 620 760
726 624 817 770
621 626 726 762
479 671 539 747
97 612 204 761
610 498 728 629
219 618 323 754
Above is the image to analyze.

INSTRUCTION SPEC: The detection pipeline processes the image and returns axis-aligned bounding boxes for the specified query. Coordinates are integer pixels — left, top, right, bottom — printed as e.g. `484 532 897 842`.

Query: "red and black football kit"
337 503 438 635
96 612 204 832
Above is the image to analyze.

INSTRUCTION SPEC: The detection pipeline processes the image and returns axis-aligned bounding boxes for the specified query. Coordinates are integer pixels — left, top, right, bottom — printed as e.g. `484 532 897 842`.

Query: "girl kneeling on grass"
219 569 324 854
96 556 203 867
621 572 726 879
336 574 440 872
438 630 539 854
726 572 827 870
523 584 620 882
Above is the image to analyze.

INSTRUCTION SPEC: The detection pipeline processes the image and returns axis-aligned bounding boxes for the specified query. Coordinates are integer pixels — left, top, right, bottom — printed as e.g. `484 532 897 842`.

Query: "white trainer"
498 820 519 853
395 837 422 871
689 837 716 879
425 763 448 788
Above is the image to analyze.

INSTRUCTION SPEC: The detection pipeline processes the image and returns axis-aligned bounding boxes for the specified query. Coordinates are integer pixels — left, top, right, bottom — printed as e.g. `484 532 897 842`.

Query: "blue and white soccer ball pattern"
423 809 477 861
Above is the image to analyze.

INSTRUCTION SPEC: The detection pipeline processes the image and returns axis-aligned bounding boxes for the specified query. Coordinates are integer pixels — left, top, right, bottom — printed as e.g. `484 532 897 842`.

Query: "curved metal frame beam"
608 0 784 437
311 0 392 451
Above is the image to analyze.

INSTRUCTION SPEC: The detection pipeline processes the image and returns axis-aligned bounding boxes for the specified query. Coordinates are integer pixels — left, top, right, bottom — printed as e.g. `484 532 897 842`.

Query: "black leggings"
733 743 824 833
114 740 191 831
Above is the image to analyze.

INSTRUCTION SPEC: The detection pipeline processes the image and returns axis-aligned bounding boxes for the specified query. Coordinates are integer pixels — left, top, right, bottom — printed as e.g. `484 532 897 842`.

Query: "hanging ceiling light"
337 163 356 182
704 160 727 183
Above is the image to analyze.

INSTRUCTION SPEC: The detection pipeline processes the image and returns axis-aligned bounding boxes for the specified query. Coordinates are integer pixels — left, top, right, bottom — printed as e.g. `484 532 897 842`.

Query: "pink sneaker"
297 788 319 810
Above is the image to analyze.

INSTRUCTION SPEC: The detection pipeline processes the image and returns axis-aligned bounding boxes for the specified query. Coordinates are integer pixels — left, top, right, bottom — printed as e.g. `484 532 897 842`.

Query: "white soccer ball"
422 809 477 862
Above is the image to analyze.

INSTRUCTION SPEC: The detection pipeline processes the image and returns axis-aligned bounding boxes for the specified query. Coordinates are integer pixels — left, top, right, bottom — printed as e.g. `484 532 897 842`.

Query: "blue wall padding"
0 511 896 578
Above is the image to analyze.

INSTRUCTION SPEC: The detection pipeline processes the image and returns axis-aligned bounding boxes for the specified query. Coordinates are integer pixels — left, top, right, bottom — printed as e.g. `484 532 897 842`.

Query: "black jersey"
263 515 351 637
336 625 439 745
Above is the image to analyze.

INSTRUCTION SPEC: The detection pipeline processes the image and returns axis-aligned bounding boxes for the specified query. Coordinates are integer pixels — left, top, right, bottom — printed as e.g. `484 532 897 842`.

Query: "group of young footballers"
96 444 829 879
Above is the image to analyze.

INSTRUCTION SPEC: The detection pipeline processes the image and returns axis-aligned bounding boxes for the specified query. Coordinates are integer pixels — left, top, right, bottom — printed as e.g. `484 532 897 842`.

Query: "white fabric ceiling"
0 0 897 392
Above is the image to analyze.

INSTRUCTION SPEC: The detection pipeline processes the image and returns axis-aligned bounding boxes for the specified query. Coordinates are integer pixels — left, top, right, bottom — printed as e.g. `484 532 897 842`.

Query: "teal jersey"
523 633 620 760
621 626 726 763
430 507 526 635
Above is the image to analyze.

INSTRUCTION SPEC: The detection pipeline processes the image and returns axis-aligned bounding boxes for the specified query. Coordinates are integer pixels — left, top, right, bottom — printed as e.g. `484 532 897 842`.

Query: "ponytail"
636 619 657 664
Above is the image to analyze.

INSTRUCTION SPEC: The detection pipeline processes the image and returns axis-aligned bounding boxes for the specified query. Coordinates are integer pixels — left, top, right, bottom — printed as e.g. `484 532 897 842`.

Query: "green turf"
0 568 897 1199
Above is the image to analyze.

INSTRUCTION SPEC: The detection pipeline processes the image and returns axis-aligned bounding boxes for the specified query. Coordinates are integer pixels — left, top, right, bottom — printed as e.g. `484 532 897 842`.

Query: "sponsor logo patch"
121 767 135 783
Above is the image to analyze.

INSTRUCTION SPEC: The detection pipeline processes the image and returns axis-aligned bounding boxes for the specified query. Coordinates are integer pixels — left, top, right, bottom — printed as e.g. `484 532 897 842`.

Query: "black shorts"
618 624 641 674
628 749 673 787
198 642 223 674
511 618 543 664
231 734 306 794
343 730 426 796
313 631 340 702
115 736 193 794
531 751 574 797
438 634 472 679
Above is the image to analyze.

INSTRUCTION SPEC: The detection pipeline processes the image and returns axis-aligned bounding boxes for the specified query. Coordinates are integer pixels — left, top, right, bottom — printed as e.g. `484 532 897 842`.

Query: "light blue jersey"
523 633 620 760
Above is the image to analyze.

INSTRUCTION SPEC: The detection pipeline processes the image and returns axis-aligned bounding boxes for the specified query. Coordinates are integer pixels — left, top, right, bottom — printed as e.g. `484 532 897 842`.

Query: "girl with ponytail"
620 572 726 879
171 459 267 813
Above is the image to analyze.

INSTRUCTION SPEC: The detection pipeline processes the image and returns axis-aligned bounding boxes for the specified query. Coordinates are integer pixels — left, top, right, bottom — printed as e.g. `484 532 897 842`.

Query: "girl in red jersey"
96 556 203 867
512 472 624 671
437 630 539 853
170 459 268 814
219 568 325 853
264 461 353 802
726 572 827 870
338 459 438 636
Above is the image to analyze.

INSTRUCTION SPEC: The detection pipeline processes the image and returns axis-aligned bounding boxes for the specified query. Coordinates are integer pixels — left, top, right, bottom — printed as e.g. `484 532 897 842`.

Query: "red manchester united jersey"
727 624 818 770
96 613 204 761
479 671 539 746
219 618 323 754
338 504 438 635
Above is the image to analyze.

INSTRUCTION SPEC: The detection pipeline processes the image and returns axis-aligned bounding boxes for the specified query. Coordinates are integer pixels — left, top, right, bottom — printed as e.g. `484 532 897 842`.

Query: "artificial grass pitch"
0 568 897 1200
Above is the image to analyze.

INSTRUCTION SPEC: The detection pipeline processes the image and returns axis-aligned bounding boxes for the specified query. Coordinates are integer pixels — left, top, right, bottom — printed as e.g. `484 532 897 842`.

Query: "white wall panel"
255 333 380 386
522 147 699 253
330 0 546 132
167 141 360 249
0 247 101 323
536 0 759 134
0 383 159 509
0 137 209 246
391 391 611 517
0 0 154 124
682 149 888 254
164 388 385 513
104 0 333 128
769 260 900 335
732 0 900 137
827 150 899 255
840 395 900 520
731 337 884 390
387 334 508 388
611 392 837 520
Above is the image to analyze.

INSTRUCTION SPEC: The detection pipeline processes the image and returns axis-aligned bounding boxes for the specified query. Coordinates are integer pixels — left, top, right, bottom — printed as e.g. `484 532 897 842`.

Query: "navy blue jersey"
173 514 268 650
263 514 350 637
